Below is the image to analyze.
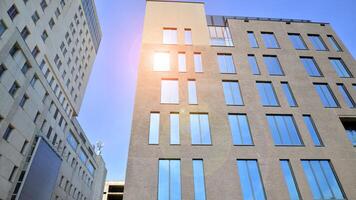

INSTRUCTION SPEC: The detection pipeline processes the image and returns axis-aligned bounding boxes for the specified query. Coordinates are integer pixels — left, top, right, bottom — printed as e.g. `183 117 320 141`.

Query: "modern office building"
0 0 106 199
124 0 356 199
102 181 124 200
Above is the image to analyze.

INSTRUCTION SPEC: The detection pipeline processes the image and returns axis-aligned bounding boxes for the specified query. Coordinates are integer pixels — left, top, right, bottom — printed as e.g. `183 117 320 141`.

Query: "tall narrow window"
0 20 7 37
247 31 258 48
190 114 211 145
228 114 253 145
154 52 170 71
288 33 307 50
193 160 206 200
188 80 197 104
184 28 192 45
9 81 20 97
248 54 260 75
329 58 352 78
158 160 181 200
314 83 339 108
263 55 284 75
0 64 6 78
300 57 323 77
178 53 186 72
337 84 355 108
218 54 236 73
222 81 243 105
303 115 323 146
340 118 356 146
280 160 301 200
8 165 18 182
161 80 179 104
256 82 279 106
302 160 345 200
261 32 279 48
236 160 266 200
194 53 203 72
149 113 160 144
281 82 297 107
308 34 328 51
266 115 303 145
163 28 177 44
3 124 14 141
170 113 179 145
327 35 342 52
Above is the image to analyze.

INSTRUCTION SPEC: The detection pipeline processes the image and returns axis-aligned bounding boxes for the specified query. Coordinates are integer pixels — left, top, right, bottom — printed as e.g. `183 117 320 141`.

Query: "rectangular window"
266 115 302 145
78 148 88 163
302 160 345 200
223 81 243 105
40 0 48 11
327 35 342 52
32 12 40 24
303 115 323 146
281 82 297 107
193 160 206 200
0 20 7 37
248 54 260 75
158 160 181 200
149 113 160 144
19 94 28 108
163 28 177 44
256 82 279 106
190 114 211 145
154 52 170 71
20 26 30 40
218 54 236 73
170 113 179 145
7 4 19 20
194 53 203 72
188 80 197 104
9 81 20 97
178 53 186 72
21 62 31 75
329 58 352 78
228 114 253 145
8 165 18 182
263 55 284 75
184 28 192 45
247 31 258 48
261 32 279 48
308 34 328 51
337 84 355 108
314 83 339 108
3 124 14 141
161 80 179 104
208 26 233 46
300 57 323 77
280 160 301 200
288 33 307 50
67 130 78 150
236 160 266 200
340 118 356 146
0 64 6 78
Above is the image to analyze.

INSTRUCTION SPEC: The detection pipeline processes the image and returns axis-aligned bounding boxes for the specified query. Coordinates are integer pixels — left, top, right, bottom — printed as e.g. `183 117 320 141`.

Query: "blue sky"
77 0 356 181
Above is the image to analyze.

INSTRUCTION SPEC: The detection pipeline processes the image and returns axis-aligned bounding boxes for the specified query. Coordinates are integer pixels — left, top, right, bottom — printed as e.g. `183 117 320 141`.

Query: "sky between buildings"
77 0 356 181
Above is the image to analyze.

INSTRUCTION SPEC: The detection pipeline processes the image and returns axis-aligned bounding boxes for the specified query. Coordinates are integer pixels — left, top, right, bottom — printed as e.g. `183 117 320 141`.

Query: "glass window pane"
237 160 266 200
327 35 342 52
223 81 244 105
149 113 160 144
281 82 297 107
154 52 170 71
228 114 253 145
280 160 301 200
340 119 356 146
190 114 211 145
263 56 284 75
308 35 328 51
329 58 352 78
158 160 181 200
300 57 322 77
170 114 180 145
194 53 203 72
262 32 279 48
247 32 258 48
188 80 198 104
337 84 355 108
289 34 307 50
178 53 186 72
163 28 177 44
185 29 192 45
161 80 179 104
314 83 339 108
303 115 323 146
193 160 206 200
256 82 279 106
218 54 236 73
158 160 169 200
248 55 260 75
266 115 302 145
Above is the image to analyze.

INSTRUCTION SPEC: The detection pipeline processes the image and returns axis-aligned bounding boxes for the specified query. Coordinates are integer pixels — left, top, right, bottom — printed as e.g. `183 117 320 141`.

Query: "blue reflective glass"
190 114 211 145
262 33 279 48
302 160 344 200
300 57 322 77
343 122 356 146
314 84 339 108
263 56 284 75
289 34 307 50
66 130 78 150
329 58 352 78
158 160 181 200
327 35 342 52
309 35 328 51
267 115 302 145
281 82 297 107
170 113 180 144
248 55 260 75
280 160 300 200
303 115 322 146
149 113 160 144
223 81 243 105
256 82 279 106
337 84 355 108
218 54 236 73
237 160 266 200
248 32 258 48
228 114 253 145
193 160 206 200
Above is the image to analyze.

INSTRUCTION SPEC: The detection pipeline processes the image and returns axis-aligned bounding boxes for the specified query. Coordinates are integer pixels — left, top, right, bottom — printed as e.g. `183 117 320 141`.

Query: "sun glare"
154 52 170 71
